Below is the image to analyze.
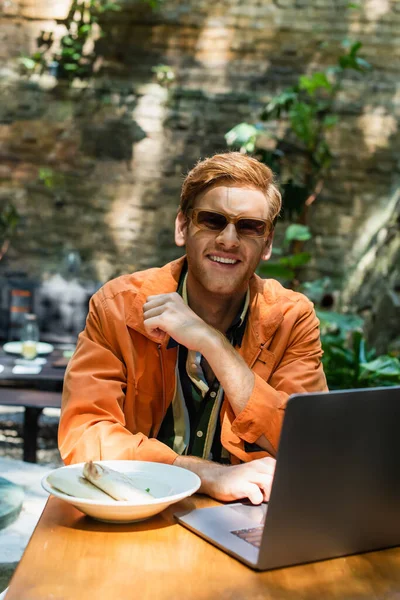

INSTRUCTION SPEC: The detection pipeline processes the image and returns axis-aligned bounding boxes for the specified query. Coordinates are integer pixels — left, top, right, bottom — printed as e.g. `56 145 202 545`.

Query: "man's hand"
143 293 214 350
174 455 276 505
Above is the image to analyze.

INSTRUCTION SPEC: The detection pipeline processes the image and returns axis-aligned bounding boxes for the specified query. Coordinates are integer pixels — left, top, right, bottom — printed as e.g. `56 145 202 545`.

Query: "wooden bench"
0 389 62 463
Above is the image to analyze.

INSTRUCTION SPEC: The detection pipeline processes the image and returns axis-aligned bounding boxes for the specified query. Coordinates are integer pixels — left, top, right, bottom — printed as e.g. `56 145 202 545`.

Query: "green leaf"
341 38 353 49
317 310 364 333
300 277 332 304
326 65 341 78
262 89 298 119
347 2 361 8
355 331 367 364
225 123 258 148
338 42 371 73
299 72 332 96
98 2 121 12
257 263 295 280
64 63 79 70
288 102 318 146
279 252 311 268
355 57 372 70
314 140 333 169
326 345 354 364
360 356 400 379
350 41 362 57
19 57 37 70
78 24 92 34
323 115 338 128
284 224 312 243
61 36 74 46
38 167 54 183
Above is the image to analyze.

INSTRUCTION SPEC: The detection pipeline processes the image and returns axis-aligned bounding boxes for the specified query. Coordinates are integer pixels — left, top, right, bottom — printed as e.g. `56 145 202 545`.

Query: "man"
59 152 327 505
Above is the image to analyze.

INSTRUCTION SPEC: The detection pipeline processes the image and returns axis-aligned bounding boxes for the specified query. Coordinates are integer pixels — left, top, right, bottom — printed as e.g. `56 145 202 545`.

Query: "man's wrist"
196 325 225 357
173 455 223 496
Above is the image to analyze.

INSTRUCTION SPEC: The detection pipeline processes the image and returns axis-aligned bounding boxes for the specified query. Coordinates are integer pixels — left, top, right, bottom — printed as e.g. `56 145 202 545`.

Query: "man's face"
175 184 274 297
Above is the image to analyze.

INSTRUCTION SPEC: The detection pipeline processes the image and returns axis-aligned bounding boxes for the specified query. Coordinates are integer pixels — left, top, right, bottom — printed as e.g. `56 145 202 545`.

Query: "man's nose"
216 223 240 247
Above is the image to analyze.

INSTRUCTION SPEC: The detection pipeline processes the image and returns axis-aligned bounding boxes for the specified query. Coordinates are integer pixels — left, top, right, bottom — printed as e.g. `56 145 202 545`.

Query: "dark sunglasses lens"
237 218 267 237
196 210 227 231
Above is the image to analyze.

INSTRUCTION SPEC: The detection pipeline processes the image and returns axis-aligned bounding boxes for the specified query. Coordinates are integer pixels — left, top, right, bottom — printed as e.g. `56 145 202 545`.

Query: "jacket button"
210 391 216 398
196 431 203 438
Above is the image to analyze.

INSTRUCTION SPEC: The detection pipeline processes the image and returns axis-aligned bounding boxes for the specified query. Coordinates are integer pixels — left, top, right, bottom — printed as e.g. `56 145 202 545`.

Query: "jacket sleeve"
230 300 328 454
58 293 178 465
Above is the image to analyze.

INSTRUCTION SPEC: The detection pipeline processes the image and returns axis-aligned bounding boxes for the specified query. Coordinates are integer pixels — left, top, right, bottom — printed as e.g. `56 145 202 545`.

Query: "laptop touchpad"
228 502 268 524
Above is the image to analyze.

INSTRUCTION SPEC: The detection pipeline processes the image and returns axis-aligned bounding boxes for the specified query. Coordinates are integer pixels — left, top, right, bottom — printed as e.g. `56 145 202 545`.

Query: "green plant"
20 0 161 84
226 40 371 222
0 203 20 261
300 277 333 306
318 311 400 389
258 223 312 283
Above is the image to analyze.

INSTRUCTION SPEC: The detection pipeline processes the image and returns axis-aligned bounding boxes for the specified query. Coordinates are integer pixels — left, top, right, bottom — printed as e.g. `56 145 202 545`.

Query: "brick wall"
0 0 399 303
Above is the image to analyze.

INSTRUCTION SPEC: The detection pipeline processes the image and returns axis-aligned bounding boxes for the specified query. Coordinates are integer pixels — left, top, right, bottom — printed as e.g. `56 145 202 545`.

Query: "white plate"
2 341 54 355
41 460 201 523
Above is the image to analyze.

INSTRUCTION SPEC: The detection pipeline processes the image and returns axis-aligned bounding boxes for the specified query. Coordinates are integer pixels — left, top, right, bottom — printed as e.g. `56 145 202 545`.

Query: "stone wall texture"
0 0 399 346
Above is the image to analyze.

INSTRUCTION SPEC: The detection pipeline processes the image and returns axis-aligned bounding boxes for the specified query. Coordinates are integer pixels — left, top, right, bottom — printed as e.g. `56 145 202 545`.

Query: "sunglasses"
187 208 272 239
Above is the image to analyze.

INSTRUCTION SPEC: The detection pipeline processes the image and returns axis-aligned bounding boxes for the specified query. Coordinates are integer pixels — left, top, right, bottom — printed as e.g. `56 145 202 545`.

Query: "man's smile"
207 253 241 267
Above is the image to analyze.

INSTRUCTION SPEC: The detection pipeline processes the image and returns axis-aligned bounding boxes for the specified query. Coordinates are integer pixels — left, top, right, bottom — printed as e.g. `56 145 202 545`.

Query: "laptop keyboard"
231 525 263 548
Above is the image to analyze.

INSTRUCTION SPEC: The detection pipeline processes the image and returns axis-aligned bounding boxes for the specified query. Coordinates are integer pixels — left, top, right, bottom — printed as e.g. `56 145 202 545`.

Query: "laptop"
175 386 400 570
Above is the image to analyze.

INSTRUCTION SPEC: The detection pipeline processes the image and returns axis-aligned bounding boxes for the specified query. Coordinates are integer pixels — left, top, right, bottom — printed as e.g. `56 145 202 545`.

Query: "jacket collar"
126 256 283 349
127 257 185 342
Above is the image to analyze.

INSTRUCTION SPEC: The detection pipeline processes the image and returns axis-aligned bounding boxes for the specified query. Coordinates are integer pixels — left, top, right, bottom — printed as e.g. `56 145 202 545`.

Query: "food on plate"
47 462 155 503
83 461 154 502
47 469 112 501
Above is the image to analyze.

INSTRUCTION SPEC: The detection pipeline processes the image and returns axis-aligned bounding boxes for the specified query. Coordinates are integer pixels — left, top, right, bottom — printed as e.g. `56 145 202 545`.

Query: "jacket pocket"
252 347 276 381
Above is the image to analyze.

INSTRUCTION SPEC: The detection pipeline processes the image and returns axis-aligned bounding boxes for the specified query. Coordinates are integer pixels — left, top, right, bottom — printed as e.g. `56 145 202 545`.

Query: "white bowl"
41 460 201 523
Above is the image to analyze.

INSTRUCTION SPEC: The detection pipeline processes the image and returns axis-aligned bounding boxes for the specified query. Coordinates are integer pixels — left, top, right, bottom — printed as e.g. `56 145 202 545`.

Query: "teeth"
209 255 238 264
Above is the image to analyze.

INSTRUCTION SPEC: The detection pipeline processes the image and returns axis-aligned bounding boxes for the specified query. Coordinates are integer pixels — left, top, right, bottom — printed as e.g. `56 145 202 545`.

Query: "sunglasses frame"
187 208 272 239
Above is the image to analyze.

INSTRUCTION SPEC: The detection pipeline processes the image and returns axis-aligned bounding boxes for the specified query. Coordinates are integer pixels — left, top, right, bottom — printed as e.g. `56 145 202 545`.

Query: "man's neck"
185 274 247 334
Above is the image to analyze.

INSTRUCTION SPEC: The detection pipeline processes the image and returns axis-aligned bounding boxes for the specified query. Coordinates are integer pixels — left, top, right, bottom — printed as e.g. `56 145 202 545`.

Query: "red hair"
180 152 281 225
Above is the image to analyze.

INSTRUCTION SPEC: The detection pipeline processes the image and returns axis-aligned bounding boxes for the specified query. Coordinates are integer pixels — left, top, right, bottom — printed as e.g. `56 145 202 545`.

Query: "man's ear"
261 230 275 261
175 211 188 247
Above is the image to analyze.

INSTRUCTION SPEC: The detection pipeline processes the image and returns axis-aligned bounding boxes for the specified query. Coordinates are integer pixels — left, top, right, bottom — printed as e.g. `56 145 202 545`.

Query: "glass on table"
20 313 40 360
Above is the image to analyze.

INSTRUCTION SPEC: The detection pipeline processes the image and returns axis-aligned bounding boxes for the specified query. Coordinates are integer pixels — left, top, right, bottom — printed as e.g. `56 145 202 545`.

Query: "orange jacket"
59 257 328 465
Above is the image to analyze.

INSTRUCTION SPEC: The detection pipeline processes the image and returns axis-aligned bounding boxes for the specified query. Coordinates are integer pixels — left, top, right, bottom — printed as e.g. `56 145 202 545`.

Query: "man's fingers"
142 316 166 338
145 293 182 308
146 294 171 303
142 325 166 342
248 473 273 502
143 306 165 321
261 484 272 503
143 299 166 313
242 483 263 505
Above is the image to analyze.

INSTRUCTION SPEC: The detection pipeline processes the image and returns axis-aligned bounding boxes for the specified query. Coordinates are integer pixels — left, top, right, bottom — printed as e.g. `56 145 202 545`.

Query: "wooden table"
5 495 400 600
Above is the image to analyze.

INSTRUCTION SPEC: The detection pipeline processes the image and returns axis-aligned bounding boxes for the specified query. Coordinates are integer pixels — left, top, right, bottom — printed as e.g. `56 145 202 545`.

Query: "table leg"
23 407 43 463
